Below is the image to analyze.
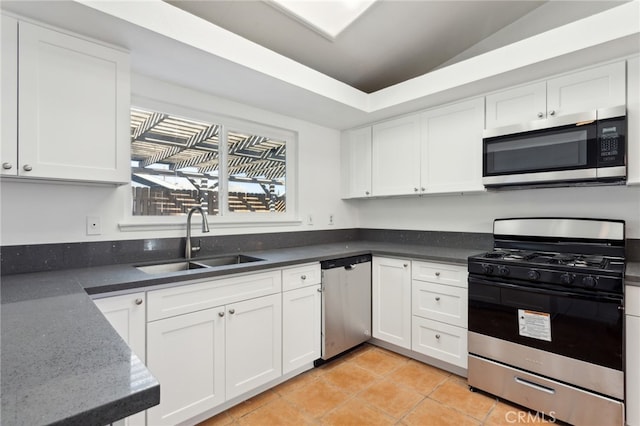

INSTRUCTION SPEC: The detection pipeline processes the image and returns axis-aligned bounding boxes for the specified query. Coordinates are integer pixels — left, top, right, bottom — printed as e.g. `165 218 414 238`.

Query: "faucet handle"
192 239 202 254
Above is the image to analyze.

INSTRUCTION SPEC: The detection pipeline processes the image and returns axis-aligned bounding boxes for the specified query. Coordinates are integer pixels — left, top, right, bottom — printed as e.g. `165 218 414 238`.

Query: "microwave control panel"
597 117 626 166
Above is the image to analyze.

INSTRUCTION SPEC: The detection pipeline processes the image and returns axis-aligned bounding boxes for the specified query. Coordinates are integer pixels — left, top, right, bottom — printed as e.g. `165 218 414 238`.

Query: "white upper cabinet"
486 61 626 129
10 20 130 184
420 98 485 194
1 15 18 176
341 127 372 198
485 82 546 128
627 56 640 185
546 61 625 117
372 114 421 196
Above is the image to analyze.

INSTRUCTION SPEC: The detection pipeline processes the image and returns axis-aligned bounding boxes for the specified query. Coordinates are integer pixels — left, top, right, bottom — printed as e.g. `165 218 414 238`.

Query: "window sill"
118 217 303 232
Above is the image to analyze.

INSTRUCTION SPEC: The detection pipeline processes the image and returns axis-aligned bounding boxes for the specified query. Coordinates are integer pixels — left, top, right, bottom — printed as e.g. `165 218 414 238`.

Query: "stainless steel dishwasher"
320 254 372 360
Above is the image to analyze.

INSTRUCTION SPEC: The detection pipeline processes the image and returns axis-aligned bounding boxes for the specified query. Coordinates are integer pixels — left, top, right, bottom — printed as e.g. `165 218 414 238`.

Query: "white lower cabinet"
626 285 640 426
146 308 225 426
225 294 282 400
411 261 468 369
93 292 147 426
372 257 412 349
282 284 321 374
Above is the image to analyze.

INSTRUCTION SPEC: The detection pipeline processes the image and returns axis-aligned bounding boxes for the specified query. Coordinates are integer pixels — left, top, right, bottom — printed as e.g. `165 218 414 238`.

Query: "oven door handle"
468 275 622 301
514 376 556 395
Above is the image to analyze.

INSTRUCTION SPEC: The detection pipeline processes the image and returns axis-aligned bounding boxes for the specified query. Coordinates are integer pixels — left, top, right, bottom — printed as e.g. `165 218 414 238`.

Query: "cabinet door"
627 314 640 426
226 293 282 400
485 82 546 128
420 98 485 193
546 61 625 117
93 292 146 426
18 21 130 183
147 308 225 426
372 257 411 349
282 285 321 374
372 115 421 196
627 57 640 186
1 15 18 176
341 127 372 198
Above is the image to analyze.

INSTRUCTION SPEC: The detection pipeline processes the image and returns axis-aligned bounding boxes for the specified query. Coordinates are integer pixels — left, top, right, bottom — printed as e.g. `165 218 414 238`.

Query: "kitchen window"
129 105 295 222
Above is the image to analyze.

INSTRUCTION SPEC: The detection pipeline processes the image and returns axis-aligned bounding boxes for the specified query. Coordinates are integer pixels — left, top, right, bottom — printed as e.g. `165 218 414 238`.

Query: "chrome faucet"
185 206 210 260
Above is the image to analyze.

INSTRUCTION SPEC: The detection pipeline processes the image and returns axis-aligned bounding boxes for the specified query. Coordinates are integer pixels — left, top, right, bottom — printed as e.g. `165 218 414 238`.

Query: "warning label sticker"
518 309 551 342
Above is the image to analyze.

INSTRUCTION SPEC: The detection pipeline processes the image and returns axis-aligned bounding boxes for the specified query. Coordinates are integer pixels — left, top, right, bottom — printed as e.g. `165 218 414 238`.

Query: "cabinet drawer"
412 281 467 327
412 261 466 287
627 285 640 317
147 270 282 321
282 263 321 291
412 317 467 368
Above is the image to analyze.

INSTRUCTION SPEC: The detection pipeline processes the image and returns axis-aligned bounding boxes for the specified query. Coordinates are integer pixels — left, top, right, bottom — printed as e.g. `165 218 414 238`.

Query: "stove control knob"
528 270 540 281
481 264 494 274
498 266 510 276
582 276 597 288
560 273 575 285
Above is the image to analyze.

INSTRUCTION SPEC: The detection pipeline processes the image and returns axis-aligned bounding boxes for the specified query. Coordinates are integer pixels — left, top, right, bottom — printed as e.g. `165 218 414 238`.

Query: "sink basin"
136 261 206 274
191 254 264 268
136 255 263 274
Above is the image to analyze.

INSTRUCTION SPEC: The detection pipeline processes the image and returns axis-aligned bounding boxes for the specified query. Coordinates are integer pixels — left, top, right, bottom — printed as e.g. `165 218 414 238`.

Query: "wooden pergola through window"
130 108 286 215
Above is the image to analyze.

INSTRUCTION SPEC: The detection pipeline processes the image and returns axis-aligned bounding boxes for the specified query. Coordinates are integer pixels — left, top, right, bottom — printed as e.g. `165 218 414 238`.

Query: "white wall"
354 185 640 238
0 74 356 245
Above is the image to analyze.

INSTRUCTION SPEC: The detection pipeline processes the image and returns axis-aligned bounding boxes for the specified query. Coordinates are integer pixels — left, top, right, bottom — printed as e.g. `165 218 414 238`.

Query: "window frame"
119 95 299 232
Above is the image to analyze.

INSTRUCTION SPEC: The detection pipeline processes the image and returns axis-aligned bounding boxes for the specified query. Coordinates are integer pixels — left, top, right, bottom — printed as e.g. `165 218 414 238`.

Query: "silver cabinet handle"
229 308 235 315
134 298 143 306
301 275 307 280
435 297 441 301
365 191 370 196
403 263 408 268
435 334 441 339
435 272 440 277
537 112 544 118
317 287 322 293
421 187 425 192
2 162 12 170
414 187 419 192
549 110 556 116
218 311 225 317
23 164 33 172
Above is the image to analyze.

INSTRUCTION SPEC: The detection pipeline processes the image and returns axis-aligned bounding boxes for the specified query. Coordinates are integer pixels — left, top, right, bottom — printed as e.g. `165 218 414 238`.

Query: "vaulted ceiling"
166 0 624 93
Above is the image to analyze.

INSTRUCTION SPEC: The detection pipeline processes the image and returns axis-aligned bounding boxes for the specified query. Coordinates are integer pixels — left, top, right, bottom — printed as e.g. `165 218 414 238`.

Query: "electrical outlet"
329 214 334 225
307 214 314 225
87 216 101 235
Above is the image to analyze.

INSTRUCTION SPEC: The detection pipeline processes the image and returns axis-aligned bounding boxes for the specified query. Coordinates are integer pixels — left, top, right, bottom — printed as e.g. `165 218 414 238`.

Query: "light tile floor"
197 344 559 426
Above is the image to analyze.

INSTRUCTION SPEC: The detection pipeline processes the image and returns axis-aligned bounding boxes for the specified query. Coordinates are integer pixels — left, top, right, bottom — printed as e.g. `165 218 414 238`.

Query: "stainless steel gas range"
467 218 625 425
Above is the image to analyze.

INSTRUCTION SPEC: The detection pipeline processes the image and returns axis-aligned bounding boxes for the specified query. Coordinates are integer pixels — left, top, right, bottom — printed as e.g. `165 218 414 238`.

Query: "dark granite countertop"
0 240 504 426
626 261 640 285
1 275 159 426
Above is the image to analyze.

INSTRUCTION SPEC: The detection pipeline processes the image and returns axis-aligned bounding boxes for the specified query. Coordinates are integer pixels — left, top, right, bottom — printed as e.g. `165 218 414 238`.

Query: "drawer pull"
514 377 556 395
301 275 307 280
435 297 441 301
435 272 441 277
218 311 225 317
134 298 143 306
229 308 236 315
435 334 441 339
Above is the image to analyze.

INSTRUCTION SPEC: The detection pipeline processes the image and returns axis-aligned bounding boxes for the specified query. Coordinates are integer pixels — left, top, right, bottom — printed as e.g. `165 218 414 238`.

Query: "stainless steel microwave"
482 106 626 188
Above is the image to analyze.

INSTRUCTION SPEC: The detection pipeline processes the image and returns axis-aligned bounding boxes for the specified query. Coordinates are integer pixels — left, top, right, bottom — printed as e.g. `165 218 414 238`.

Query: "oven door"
468 275 623 371
483 119 598 187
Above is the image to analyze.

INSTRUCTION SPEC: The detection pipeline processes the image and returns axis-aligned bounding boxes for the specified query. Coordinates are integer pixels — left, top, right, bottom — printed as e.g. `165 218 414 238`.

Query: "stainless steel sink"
136 261 206 274
191 254 263 268
136 255 263 274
